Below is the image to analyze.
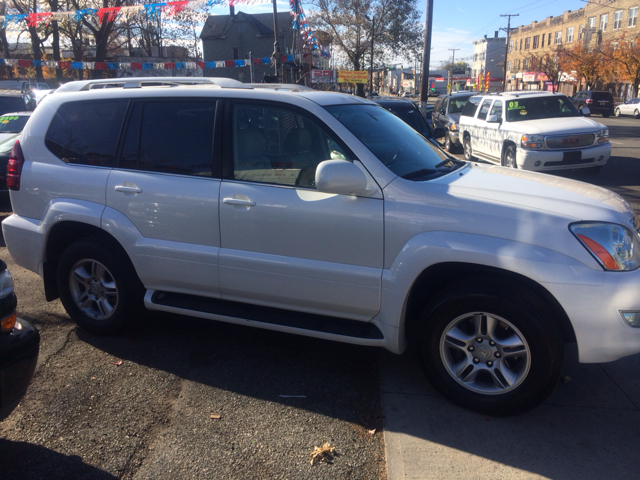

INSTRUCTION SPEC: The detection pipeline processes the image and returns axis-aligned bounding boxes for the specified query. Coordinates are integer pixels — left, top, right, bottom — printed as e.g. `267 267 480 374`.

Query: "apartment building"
505 0 639 95
471 32 506 81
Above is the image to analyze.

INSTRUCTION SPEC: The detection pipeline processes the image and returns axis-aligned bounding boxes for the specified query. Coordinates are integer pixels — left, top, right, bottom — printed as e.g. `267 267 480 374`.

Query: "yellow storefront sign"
338 70 368 84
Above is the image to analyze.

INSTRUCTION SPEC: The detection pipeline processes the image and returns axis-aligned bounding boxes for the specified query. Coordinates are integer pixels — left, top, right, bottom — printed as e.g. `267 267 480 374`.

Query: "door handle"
223 197 256 207
115 185 142 194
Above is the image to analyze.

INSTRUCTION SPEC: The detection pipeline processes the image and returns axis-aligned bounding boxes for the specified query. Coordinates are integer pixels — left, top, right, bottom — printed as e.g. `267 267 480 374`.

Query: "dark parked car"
0 89 36 115
0 259 40 421
432 92 476 152
0 112 31 195
571 90 615 117
372 97 445 144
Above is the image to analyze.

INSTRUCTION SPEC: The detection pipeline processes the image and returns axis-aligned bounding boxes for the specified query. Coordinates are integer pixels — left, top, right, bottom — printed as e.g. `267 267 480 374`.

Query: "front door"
218 102 384 321
106 99 221 297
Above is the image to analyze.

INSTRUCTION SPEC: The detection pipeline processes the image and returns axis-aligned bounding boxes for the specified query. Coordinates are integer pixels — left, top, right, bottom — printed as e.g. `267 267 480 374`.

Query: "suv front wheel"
417 279 564 416
57 239 144 335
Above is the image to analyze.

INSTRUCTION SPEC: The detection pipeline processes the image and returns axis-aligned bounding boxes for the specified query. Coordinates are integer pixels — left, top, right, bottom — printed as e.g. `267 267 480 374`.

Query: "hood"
446 113 461 124
443 163 635 226
506 116 606 135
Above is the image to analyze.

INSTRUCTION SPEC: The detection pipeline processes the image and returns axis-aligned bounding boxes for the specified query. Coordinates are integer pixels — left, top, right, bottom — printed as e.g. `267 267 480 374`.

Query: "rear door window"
118 100 217 177
45 99 128 167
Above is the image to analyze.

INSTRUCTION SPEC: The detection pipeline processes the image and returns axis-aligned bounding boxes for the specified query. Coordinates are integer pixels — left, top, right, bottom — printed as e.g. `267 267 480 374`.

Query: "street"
1 113 639 479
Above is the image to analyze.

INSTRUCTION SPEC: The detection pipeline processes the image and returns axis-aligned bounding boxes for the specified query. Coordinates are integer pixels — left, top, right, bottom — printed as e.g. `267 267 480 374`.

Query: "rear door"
106 99 222 297
218 100 384 320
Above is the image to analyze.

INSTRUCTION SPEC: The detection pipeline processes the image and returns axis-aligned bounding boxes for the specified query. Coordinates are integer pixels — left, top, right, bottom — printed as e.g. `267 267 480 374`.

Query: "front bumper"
516 142 611 171
448 130 462 145
0 317 40 420
544 269 640 363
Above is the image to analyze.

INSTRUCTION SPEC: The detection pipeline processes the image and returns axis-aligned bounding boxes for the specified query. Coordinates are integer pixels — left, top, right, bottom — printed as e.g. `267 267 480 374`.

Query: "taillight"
7 140 24 191
586 99 593 104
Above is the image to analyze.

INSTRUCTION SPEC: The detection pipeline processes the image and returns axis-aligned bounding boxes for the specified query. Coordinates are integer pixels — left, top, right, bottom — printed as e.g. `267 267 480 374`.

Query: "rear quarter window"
460 96 482 117
45 99 128 167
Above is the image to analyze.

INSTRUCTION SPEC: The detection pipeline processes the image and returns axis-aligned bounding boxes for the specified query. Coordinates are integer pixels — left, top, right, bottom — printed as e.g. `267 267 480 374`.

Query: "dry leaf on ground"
310 442 336 465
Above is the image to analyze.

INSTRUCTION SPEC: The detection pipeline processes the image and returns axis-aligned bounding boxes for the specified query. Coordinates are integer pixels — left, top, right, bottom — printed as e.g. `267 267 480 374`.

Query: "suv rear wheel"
57 240 144 335
417 279 564 416
463 135 475 161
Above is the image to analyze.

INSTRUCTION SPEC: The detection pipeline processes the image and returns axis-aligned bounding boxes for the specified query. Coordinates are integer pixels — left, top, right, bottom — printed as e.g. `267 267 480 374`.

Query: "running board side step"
145 290 384 341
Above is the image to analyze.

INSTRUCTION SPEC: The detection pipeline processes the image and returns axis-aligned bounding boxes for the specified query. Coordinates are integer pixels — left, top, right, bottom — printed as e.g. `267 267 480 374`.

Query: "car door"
484 100 504 160
106 99 222 297
218 101 384 320
433 97 444 128
473 99 494 155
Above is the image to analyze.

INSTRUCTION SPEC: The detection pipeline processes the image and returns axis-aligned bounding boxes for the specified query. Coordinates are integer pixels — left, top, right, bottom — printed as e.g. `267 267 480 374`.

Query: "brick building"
505 0 639 97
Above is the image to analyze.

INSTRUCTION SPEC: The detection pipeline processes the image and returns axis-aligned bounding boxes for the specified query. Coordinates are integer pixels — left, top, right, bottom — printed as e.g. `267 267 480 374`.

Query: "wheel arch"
403 262 576 347
43 221 137 301
501 140 517 163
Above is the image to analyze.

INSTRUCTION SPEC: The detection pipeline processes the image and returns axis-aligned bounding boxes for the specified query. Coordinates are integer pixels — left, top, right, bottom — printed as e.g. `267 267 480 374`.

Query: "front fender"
374 231 604 354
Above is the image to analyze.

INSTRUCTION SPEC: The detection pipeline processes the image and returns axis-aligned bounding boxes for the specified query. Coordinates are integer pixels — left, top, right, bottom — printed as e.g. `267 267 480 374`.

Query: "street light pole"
500 13 518 92
271 0 280 79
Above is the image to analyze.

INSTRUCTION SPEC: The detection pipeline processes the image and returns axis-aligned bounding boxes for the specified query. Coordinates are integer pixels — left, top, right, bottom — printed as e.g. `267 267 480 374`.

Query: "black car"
571 90 615 117
372 97 445 144
0 259 39 421
432 92 476 152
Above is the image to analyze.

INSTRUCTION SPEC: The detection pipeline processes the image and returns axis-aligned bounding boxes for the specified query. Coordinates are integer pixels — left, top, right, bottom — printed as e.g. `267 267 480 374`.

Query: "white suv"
459 91 611 173
3 78 640 416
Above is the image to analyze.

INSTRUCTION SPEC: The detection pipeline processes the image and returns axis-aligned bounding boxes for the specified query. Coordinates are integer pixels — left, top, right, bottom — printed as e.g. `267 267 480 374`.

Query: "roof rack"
55 77 251 93
497 91 555 97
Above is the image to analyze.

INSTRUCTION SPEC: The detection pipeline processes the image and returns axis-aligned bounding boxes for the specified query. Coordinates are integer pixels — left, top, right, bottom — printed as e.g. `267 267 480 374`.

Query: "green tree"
439 61 470 73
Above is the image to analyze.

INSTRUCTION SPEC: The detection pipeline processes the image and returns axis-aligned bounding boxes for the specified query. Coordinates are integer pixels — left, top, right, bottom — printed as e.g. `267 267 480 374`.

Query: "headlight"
449 123 459 131
596 128 609 144
570 222 640 271
521 134 544 149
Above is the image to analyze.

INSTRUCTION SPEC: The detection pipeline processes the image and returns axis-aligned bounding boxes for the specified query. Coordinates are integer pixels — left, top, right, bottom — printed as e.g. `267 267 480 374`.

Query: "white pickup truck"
459 91 611 173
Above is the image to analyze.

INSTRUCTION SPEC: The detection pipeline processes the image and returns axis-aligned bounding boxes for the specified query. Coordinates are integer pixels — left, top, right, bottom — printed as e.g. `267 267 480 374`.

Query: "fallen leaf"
114 361 123 366
310 442 336 465
210 414 221 419
368 429 376 435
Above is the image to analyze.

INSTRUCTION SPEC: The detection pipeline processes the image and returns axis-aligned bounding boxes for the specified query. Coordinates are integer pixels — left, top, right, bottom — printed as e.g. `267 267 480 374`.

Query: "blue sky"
210 0 588 67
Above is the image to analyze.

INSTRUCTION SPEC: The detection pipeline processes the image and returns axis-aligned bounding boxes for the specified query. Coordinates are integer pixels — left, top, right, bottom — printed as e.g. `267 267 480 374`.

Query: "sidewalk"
379 344 640 479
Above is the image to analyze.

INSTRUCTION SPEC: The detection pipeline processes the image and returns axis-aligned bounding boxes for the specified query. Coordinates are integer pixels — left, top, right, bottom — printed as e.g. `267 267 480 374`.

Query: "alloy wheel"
69 258 119 320
439 312 531 395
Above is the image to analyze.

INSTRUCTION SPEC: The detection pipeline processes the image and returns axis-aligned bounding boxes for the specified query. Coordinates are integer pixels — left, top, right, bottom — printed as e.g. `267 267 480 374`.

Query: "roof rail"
55 77 251 93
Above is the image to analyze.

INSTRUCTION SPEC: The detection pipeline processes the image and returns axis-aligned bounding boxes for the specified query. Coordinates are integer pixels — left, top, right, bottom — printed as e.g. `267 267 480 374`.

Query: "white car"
459 91 611 173
614 97 640 118
0 112 31 143
3 78 640 416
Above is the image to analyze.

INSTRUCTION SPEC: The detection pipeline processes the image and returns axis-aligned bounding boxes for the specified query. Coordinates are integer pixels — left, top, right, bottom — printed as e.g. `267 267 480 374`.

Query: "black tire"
634 109 640 119
602 112 610 118
445 133 456 153
502 144 517 168
615 108 621 117
416 278 564 416
463 135 475 161
57 239 145 335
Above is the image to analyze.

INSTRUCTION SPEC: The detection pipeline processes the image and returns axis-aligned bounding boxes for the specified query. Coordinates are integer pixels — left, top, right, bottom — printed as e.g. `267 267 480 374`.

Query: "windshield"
506 95 578 122
379 104 432 138
0 115 28 133
325 104 464 180
448 96 473 113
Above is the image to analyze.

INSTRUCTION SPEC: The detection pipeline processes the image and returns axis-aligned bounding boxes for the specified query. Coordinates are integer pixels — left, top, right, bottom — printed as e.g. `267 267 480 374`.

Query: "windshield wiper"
401 168 437 179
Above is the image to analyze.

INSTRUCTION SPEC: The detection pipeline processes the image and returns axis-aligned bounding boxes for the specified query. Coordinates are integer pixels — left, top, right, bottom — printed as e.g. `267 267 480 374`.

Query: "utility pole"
369 17 375 95
420 0 434 113
500 13 519 92
448 48 459 92
271 0 280 80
